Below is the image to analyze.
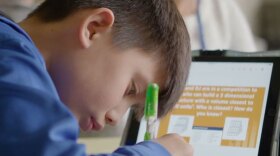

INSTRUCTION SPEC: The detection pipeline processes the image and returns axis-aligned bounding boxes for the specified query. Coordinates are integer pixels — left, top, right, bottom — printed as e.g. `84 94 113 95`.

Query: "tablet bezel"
121 53 280 156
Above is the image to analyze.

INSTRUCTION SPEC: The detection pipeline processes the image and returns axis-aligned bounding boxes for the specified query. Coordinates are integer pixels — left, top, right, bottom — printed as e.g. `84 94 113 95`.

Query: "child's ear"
79 8 115 48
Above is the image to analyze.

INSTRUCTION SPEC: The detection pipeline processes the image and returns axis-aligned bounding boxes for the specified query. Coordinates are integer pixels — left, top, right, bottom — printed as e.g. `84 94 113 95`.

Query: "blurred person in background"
0 0 37 22
174 0 257 52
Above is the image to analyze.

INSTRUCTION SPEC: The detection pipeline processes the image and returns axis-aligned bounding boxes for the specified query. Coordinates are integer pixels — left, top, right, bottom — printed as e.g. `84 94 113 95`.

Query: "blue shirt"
0 16 170 156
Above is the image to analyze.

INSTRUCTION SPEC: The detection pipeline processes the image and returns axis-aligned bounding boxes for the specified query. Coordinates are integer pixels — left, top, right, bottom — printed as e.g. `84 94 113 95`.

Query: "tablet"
121 51 280 156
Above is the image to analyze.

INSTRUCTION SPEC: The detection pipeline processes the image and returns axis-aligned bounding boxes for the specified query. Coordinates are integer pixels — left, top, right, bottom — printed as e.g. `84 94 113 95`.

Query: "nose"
105 105 130 126
105 112 118 126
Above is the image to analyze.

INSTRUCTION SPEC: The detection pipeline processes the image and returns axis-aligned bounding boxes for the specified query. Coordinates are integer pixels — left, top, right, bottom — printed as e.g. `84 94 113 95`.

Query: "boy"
0 0 192 156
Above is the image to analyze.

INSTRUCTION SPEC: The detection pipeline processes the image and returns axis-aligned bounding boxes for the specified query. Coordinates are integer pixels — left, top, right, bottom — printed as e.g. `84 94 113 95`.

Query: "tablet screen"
136 62 273 156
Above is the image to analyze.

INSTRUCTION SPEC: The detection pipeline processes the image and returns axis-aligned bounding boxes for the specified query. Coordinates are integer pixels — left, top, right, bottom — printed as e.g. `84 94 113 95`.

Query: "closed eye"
126 80 137 96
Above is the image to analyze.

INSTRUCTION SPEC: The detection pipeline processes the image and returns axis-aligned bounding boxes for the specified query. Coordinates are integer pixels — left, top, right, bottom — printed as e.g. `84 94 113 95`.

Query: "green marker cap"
144 83 159 118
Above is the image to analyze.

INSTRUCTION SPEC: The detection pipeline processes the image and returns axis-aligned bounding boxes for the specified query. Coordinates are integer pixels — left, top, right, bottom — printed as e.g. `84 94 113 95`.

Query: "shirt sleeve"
0 31 170 156
0 81 86 156
92 141 171 156
0 82 171 156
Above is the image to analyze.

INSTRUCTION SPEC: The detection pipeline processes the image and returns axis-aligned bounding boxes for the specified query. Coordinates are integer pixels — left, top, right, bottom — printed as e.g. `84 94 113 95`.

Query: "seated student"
174 0 257 52
0 0 193 156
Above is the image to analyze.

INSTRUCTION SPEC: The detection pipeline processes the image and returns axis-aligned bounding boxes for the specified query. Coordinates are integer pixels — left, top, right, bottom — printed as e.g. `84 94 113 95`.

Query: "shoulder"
0 16 58 94
0 16 44 64
0 80 81 155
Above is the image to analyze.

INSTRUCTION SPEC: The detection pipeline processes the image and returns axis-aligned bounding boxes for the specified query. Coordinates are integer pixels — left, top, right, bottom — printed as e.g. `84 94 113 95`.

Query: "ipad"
121 51 280 156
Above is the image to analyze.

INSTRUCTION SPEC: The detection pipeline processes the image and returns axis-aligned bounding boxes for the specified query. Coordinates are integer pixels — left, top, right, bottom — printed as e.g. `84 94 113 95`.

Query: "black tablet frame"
121 51 280 156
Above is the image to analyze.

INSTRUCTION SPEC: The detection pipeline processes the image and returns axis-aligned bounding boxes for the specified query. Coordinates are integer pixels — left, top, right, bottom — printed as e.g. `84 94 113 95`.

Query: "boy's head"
25 0 191 131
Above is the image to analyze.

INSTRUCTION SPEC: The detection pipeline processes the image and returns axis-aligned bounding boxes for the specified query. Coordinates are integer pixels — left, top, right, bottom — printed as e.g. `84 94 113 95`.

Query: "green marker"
144 83 159 141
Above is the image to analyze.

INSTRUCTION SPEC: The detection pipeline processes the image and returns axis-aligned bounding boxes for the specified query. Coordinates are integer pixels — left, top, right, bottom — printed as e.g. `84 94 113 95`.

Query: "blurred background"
1 0 279 154
1 0 279 51
236 0 280 50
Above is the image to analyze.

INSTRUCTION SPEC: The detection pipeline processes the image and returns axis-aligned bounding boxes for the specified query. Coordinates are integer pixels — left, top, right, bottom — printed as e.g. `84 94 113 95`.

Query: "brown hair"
29 0 191 119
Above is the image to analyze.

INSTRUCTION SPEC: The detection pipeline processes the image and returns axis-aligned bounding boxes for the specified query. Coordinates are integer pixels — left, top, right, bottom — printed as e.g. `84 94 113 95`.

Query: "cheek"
90 89 120 111
89 78 127 109
51 54 131 118
72 72 129 118
50 58 97 118
87 65 131 110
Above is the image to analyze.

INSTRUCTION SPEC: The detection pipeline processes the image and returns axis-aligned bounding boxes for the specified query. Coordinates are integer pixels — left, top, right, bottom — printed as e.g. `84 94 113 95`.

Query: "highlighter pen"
144 83 159 141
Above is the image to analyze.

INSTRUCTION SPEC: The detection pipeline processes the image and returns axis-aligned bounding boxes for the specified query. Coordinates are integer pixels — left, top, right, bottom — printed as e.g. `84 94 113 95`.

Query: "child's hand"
155 133 193 156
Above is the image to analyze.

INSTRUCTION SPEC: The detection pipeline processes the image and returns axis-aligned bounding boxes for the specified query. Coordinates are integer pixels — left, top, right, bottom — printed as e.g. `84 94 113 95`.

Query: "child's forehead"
118 47 167 88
